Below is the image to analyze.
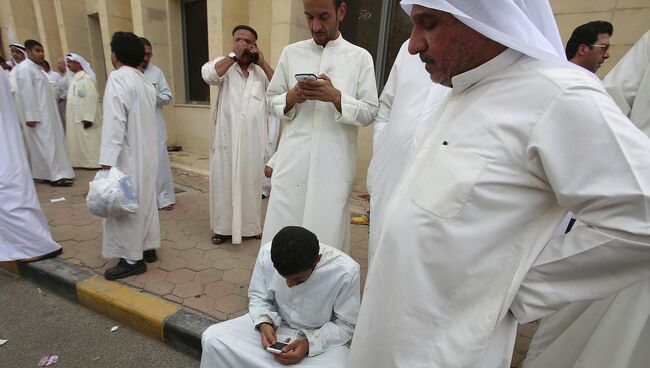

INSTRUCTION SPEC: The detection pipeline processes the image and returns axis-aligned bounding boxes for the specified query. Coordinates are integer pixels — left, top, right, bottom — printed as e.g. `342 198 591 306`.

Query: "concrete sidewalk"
2 150 535 366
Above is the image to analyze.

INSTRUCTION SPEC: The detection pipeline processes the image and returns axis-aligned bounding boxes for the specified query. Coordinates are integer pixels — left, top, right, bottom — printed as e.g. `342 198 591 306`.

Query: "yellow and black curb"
0 258 217 359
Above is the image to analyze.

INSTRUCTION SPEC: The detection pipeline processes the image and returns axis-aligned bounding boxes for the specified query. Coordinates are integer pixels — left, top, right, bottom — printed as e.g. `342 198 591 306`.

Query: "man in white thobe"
100 32 160 280
0 69 61 262
56 56 72 125
65 53 101 169
13 39 74 186
140 37 176 210
347 2 650 367
263 0 379 252
201 226 360 368
366 39 449 263
202 25 275 245
523 29 650 368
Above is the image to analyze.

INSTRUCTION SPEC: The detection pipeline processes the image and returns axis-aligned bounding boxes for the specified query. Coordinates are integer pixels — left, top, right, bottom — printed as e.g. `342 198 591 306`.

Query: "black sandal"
50 179 73 187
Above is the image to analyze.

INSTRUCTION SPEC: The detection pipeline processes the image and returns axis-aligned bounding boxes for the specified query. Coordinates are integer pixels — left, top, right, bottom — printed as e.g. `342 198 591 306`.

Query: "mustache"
420 54 434 63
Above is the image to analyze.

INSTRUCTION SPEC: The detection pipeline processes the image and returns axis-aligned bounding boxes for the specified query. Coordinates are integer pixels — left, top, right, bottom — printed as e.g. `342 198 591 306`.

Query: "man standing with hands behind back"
202 25 274 246
262 0 378 253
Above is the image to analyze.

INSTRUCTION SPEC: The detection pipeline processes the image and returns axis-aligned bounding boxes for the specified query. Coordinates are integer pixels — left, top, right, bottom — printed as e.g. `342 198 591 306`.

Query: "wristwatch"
228 52 237 61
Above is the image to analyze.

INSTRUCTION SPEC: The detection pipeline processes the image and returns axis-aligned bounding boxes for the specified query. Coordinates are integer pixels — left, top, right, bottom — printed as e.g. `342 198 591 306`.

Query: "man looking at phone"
202 25 274 246
200 226 360 367
262 0 379 252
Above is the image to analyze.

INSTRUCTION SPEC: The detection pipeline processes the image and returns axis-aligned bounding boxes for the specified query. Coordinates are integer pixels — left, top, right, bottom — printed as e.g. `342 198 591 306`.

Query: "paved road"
0 271 199 368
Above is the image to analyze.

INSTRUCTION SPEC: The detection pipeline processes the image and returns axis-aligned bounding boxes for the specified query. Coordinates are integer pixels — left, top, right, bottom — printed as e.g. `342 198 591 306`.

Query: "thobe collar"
234 62 255 76
73 70 86 78
450 48 523 94
24 58 42 70
309 33 345 50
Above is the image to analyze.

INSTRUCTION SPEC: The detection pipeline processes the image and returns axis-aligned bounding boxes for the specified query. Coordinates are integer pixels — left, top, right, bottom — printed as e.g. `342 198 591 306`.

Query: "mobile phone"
295 73 318 82
266 341 289 354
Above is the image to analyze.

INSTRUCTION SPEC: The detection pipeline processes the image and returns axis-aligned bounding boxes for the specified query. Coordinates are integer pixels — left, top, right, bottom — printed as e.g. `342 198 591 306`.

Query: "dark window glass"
382 1 412 85
182 0 209 102
340 2 382 67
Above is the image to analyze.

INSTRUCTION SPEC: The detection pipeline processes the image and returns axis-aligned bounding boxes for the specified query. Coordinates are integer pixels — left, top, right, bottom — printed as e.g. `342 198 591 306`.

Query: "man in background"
566 20 613 73
140 37 176 211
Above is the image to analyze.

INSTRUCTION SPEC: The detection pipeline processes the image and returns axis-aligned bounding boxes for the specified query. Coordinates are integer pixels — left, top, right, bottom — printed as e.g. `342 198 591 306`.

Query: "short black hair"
139 37 151 47
24 39 42 50
232 25 258 40
271 226 320 277
565 21 613 60
110 32 145 67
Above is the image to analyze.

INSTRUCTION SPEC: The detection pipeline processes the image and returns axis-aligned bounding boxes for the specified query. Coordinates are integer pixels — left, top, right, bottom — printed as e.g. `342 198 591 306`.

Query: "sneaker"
143 249 157 263
351 213 370 225
104 259 146 280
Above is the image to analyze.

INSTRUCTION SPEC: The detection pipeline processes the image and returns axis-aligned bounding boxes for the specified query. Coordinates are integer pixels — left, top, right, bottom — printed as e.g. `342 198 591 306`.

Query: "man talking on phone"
200 226 360 367
262 0 379 253
202 25 274 246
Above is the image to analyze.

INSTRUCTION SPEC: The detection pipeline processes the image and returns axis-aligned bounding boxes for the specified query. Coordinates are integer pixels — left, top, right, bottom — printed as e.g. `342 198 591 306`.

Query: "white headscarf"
401 0 566 61
65 53 96 82
8 43 27 66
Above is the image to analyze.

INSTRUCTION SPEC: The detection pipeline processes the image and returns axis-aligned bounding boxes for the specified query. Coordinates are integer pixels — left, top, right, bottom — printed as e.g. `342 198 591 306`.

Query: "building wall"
2 1 649 188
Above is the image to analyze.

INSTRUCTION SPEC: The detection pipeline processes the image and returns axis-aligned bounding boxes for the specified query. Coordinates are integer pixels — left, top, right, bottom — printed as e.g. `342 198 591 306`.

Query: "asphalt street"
0 271 199 368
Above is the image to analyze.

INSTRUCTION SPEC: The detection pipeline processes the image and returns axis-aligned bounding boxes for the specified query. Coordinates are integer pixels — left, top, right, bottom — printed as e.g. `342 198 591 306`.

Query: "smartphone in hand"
266 341 289 354
295 73 318 82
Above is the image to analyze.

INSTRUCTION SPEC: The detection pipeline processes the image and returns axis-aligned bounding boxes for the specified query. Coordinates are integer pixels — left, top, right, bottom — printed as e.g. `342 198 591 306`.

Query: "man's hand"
233 40 249 60
251 45 264 65
264 166 273 178
285 84 308 113
258 323 277 350
299 74 342 112
26 121 38 128
274 339 309 365
82 121 93 129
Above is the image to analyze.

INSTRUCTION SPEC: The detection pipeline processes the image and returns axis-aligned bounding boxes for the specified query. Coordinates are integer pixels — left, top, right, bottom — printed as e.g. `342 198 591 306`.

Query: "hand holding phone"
266 341 289 354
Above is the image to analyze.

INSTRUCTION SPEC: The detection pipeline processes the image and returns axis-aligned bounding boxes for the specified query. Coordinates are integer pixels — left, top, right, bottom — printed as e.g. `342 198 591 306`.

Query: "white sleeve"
201 57 226 86
247 247 282 328
99 75 128 167
334 51 379 127
373 60 398 148
15 68 41 122
301 267 360 356
155 69 172 106
511 83 650 323
266 48 295 121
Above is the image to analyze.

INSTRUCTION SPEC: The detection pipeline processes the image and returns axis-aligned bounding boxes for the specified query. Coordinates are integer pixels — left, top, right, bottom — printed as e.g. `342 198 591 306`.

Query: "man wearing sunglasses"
566 20 613 73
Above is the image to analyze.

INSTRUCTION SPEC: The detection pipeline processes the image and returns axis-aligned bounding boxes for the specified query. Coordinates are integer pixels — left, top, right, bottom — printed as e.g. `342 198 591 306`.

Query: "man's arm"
201 57 230 86
511 85 650 324
266 48 299 120
79 77 99 128
301 268 361 356
154 68 172 106
98 75 128 168
373 59 398 149
15 67 42 125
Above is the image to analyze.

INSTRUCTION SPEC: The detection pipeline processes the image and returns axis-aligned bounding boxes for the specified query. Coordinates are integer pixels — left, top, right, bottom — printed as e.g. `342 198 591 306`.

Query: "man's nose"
408 28 425 55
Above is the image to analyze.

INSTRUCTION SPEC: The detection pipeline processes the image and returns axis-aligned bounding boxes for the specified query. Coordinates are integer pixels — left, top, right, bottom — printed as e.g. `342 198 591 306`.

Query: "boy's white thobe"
263 36 379 252
0 71 61 261
348 49 650 368
99 66 160 261
202 57 269 244
523 30 650 368
201 243 360 367
143 63 175 209
66 70 101 168
13 58 74 181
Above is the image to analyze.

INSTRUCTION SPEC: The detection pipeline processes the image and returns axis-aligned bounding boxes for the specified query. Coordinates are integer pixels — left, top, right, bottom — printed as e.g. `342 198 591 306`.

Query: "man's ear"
337 2 347 22
577 44 590 56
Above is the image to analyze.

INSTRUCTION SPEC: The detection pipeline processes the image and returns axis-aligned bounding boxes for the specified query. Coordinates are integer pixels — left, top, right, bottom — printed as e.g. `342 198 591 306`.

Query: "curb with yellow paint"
0 258 217 358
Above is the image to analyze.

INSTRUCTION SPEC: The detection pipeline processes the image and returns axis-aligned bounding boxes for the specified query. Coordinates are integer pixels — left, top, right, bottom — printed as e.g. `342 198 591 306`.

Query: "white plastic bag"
86 168 139 218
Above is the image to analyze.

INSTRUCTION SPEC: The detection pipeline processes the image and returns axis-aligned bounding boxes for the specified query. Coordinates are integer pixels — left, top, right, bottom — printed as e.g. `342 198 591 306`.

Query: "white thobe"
202 58 269 244
522 30 650 368
57 70 72 124
13 59 74 182
0 70 61 261
99 66 160 261
66 71 101 168
262 114 280 198
263 36 379 252
366 40 450 263
143 64 175 209
201 243 360 368
347 49 650 368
